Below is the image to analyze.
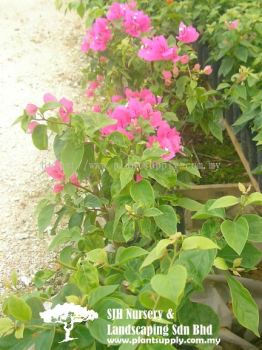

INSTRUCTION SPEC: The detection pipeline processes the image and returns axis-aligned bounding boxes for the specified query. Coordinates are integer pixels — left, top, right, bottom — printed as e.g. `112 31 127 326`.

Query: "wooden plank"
178 183 254 202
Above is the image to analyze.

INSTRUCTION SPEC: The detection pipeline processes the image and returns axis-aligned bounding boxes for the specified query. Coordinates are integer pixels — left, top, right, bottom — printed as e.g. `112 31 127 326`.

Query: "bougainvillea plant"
0 1 262 349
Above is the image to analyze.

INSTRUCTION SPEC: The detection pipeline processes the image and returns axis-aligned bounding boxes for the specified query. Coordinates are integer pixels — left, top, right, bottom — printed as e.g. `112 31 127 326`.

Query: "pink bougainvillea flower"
140 89 157 105
127 98 144 118
53 183 64 193
92 104 102 112
147 124 181 160
150 111 167 128
162 70 172 86
228 20 239 30
86 89 95 98
70 174 80 186
46 160 65 181
172 65 180 78
28 121 38 133
81 30 92 53
123 9 151 37
99 55 108 63
25 103 38 116
90 18 112 52
59 97 73 123
89 81 100 90
162 70 172 80
43 93 57 104
111 95 123 103
128 1 137 9
180 54 189 64
193 63 201 72
125 88 140 99
101 124 133 139
106 2 127 20
138 36 178 62
177 22 199 43
203 65 213 75
136 173 143 182
111 106 132 127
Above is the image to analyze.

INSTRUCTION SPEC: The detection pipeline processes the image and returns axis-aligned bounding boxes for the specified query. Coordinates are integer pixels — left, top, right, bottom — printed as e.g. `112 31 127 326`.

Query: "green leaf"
233 85 247 100
234 46 248 63
7 296 32 322
176 76 189 99
243 214 262 242
82 112 117 136
175 197 202 211
221 217 249 255
32 125 48 150
218 57 234 77
209 119 223 142
227 276 259 336
140 239 172 270
89 285 118 307
71 262 99 294
116 246 147 265
142 146 166 161
109 131 131 148
213 257 229 270
86 248 108 265
178 302 220 339
143 207 163 217
154 205 177 236
122 219 135 242
120 167 135 190
151 265 187 305
130 180 155 207
61 140 84 177
0 318 14 337
38 204 54 232
146 165 177 189
192 200 225 220
84 193 102 208
209 196 239 210
49 227 81 251
138 217 155 238
40 102 61 113
245 192 262 206
88 318 111 344
177 249 216 285
216 83 230 90
182 236 219 250
218 242 262 269
186 97 197 114
0 328 55 350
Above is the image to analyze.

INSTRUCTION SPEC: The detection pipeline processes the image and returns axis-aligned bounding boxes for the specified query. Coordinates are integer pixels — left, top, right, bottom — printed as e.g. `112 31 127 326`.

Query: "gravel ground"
0 0 85 295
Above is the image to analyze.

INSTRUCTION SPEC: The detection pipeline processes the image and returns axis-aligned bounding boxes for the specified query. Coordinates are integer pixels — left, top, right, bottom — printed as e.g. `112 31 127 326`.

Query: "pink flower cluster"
107 1 151 37
227 20 239 30
25 94 74 133
177 22 199 43
101 88 181 160
45 160 80 193
81 2 150 53
81 18 112 52
138 22 199 63
86 75 104 98
44 93 73 123
138 35 179 62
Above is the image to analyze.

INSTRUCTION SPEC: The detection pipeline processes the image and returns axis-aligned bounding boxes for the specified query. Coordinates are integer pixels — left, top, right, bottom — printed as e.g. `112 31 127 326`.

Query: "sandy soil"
0 0 85 294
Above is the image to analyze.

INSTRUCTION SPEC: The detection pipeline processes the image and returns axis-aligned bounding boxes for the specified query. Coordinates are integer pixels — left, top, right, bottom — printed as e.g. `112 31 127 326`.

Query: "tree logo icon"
40 303 98 342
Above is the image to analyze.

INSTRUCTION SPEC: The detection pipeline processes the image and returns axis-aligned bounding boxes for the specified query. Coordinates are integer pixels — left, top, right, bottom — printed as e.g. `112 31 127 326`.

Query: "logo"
40 302 98 342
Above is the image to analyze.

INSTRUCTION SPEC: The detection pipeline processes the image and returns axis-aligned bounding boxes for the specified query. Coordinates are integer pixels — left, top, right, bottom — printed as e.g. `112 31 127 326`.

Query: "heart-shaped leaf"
221 217 249 255
151 265 187 305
